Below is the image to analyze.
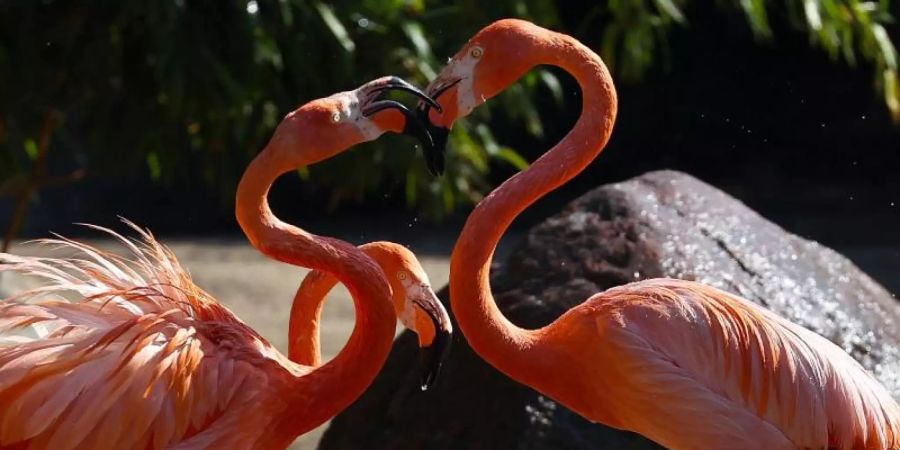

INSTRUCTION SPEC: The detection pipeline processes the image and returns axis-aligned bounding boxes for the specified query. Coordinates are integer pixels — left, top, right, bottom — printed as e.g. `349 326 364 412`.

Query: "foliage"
0 0 897 238
0 1 562 226
593 0 898 117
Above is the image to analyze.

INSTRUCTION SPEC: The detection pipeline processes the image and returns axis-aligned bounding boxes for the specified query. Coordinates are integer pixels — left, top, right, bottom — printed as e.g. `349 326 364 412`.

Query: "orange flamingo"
418 19 900 449
288 240 451 388
0 76 450 449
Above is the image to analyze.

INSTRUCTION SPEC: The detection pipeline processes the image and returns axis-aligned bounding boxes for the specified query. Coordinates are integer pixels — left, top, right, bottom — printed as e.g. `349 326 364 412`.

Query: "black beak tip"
418 329 452 391
379 76 441 110
424 126 449 177
416 103 449 177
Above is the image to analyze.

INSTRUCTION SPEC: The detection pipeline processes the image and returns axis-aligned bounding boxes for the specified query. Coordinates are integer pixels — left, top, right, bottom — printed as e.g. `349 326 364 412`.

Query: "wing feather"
591 278 900 449
0 222 285 449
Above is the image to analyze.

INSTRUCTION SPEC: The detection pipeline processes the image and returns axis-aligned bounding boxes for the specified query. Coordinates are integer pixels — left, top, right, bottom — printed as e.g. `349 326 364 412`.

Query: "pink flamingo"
0 77 450 449
418 19 900 449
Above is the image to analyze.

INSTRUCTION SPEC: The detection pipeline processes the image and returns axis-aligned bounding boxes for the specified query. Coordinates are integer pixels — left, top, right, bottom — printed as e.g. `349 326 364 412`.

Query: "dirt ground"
0 237 452 450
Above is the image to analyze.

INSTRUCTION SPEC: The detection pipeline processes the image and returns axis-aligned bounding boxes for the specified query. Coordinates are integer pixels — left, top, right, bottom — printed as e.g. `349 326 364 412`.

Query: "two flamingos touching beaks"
0 18 897 450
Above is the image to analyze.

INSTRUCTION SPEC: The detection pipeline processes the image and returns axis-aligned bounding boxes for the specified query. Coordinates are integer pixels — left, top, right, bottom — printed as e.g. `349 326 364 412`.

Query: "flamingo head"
362 242 453 391
267 76 440 170
416 19 545 173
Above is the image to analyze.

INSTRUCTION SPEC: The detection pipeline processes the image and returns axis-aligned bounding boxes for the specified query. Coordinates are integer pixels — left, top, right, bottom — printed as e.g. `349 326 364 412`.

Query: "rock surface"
319 170 900 450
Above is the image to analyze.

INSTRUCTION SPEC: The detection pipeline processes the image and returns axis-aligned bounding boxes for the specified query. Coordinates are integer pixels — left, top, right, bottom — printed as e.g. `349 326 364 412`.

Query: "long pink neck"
287 269 336 366
235 145 396 435
449 33 617 385
287 243 401 367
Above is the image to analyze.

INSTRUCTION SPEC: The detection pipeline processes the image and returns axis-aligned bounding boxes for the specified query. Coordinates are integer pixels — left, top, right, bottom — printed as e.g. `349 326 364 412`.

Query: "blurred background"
1 0 898 250
1 2 898 448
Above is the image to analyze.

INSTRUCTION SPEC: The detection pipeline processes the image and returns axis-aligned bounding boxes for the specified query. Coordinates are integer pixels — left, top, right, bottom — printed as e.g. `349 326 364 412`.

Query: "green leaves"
0 0 897 231
314 2 355 53
741 0 772 38
793 0 900 120
146 152 162 181
23 139 38 161
596 0 900 120
654 0 687 24
601 0 685 80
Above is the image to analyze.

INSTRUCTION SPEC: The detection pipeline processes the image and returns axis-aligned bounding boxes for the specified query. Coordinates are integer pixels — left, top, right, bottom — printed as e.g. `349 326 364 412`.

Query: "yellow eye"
398 272 408 281
470 47 483 58
331 112 341 123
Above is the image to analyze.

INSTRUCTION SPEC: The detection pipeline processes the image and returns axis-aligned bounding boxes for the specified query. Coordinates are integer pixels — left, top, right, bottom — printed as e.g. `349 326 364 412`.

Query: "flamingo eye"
331 112 342 123
470 47 483 58
398 272 408 281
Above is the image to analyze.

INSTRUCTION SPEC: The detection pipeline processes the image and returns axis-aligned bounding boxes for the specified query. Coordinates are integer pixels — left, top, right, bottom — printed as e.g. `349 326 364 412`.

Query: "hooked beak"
412 289 452 391
415 79 460 176
360 76 442 170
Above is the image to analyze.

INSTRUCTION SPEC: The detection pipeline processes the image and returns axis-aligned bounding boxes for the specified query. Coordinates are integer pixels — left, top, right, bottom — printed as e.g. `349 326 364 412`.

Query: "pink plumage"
578 279 900 449
0 222 298 450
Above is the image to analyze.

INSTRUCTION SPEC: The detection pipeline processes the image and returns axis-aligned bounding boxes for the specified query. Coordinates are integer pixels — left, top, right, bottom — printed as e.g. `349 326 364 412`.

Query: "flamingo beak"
413 289 452 391
419 120 449 177
360 77 442 171
415 79 460 176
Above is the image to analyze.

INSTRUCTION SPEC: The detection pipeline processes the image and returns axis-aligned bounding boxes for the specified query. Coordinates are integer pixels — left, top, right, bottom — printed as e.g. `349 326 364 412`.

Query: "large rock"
319 170 900 450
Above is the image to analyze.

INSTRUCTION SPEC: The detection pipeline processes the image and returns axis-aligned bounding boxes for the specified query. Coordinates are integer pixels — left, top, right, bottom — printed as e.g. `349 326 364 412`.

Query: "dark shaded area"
320 171 899 450
4 4 898 250
500 3 900 248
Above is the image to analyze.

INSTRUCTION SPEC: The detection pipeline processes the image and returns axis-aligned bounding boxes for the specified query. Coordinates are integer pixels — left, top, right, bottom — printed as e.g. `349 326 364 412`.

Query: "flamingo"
0 76 451 449
288 240 451 388
417 19 900 449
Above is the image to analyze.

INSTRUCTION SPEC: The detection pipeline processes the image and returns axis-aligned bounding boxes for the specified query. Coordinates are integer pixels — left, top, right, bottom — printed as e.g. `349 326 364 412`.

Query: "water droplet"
245 0 258 14
820 123 826 128
861 115 867 120
358 18 369 27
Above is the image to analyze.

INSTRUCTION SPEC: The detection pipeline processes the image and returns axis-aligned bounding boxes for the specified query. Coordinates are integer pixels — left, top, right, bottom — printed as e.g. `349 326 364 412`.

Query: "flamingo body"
0 77 447 449
0 227 308 449
554 278 899 449
421 19 900 449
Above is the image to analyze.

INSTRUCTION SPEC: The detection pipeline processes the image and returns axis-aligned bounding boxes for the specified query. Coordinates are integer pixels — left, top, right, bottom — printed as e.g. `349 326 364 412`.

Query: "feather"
0 221 285 449
586 278 900 449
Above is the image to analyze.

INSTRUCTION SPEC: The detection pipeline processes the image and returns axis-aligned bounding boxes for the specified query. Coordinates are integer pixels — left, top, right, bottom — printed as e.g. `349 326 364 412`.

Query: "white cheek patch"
330 90 385 140
399 299 418 331
444 53 481 118
398 275 429 330
331 92 355 122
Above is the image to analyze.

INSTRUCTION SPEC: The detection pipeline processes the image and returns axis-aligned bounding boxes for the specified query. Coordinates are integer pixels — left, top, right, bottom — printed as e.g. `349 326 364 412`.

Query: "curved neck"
287 243 402 367
288 269 339 366
236 145 396 435
449 34 617 383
